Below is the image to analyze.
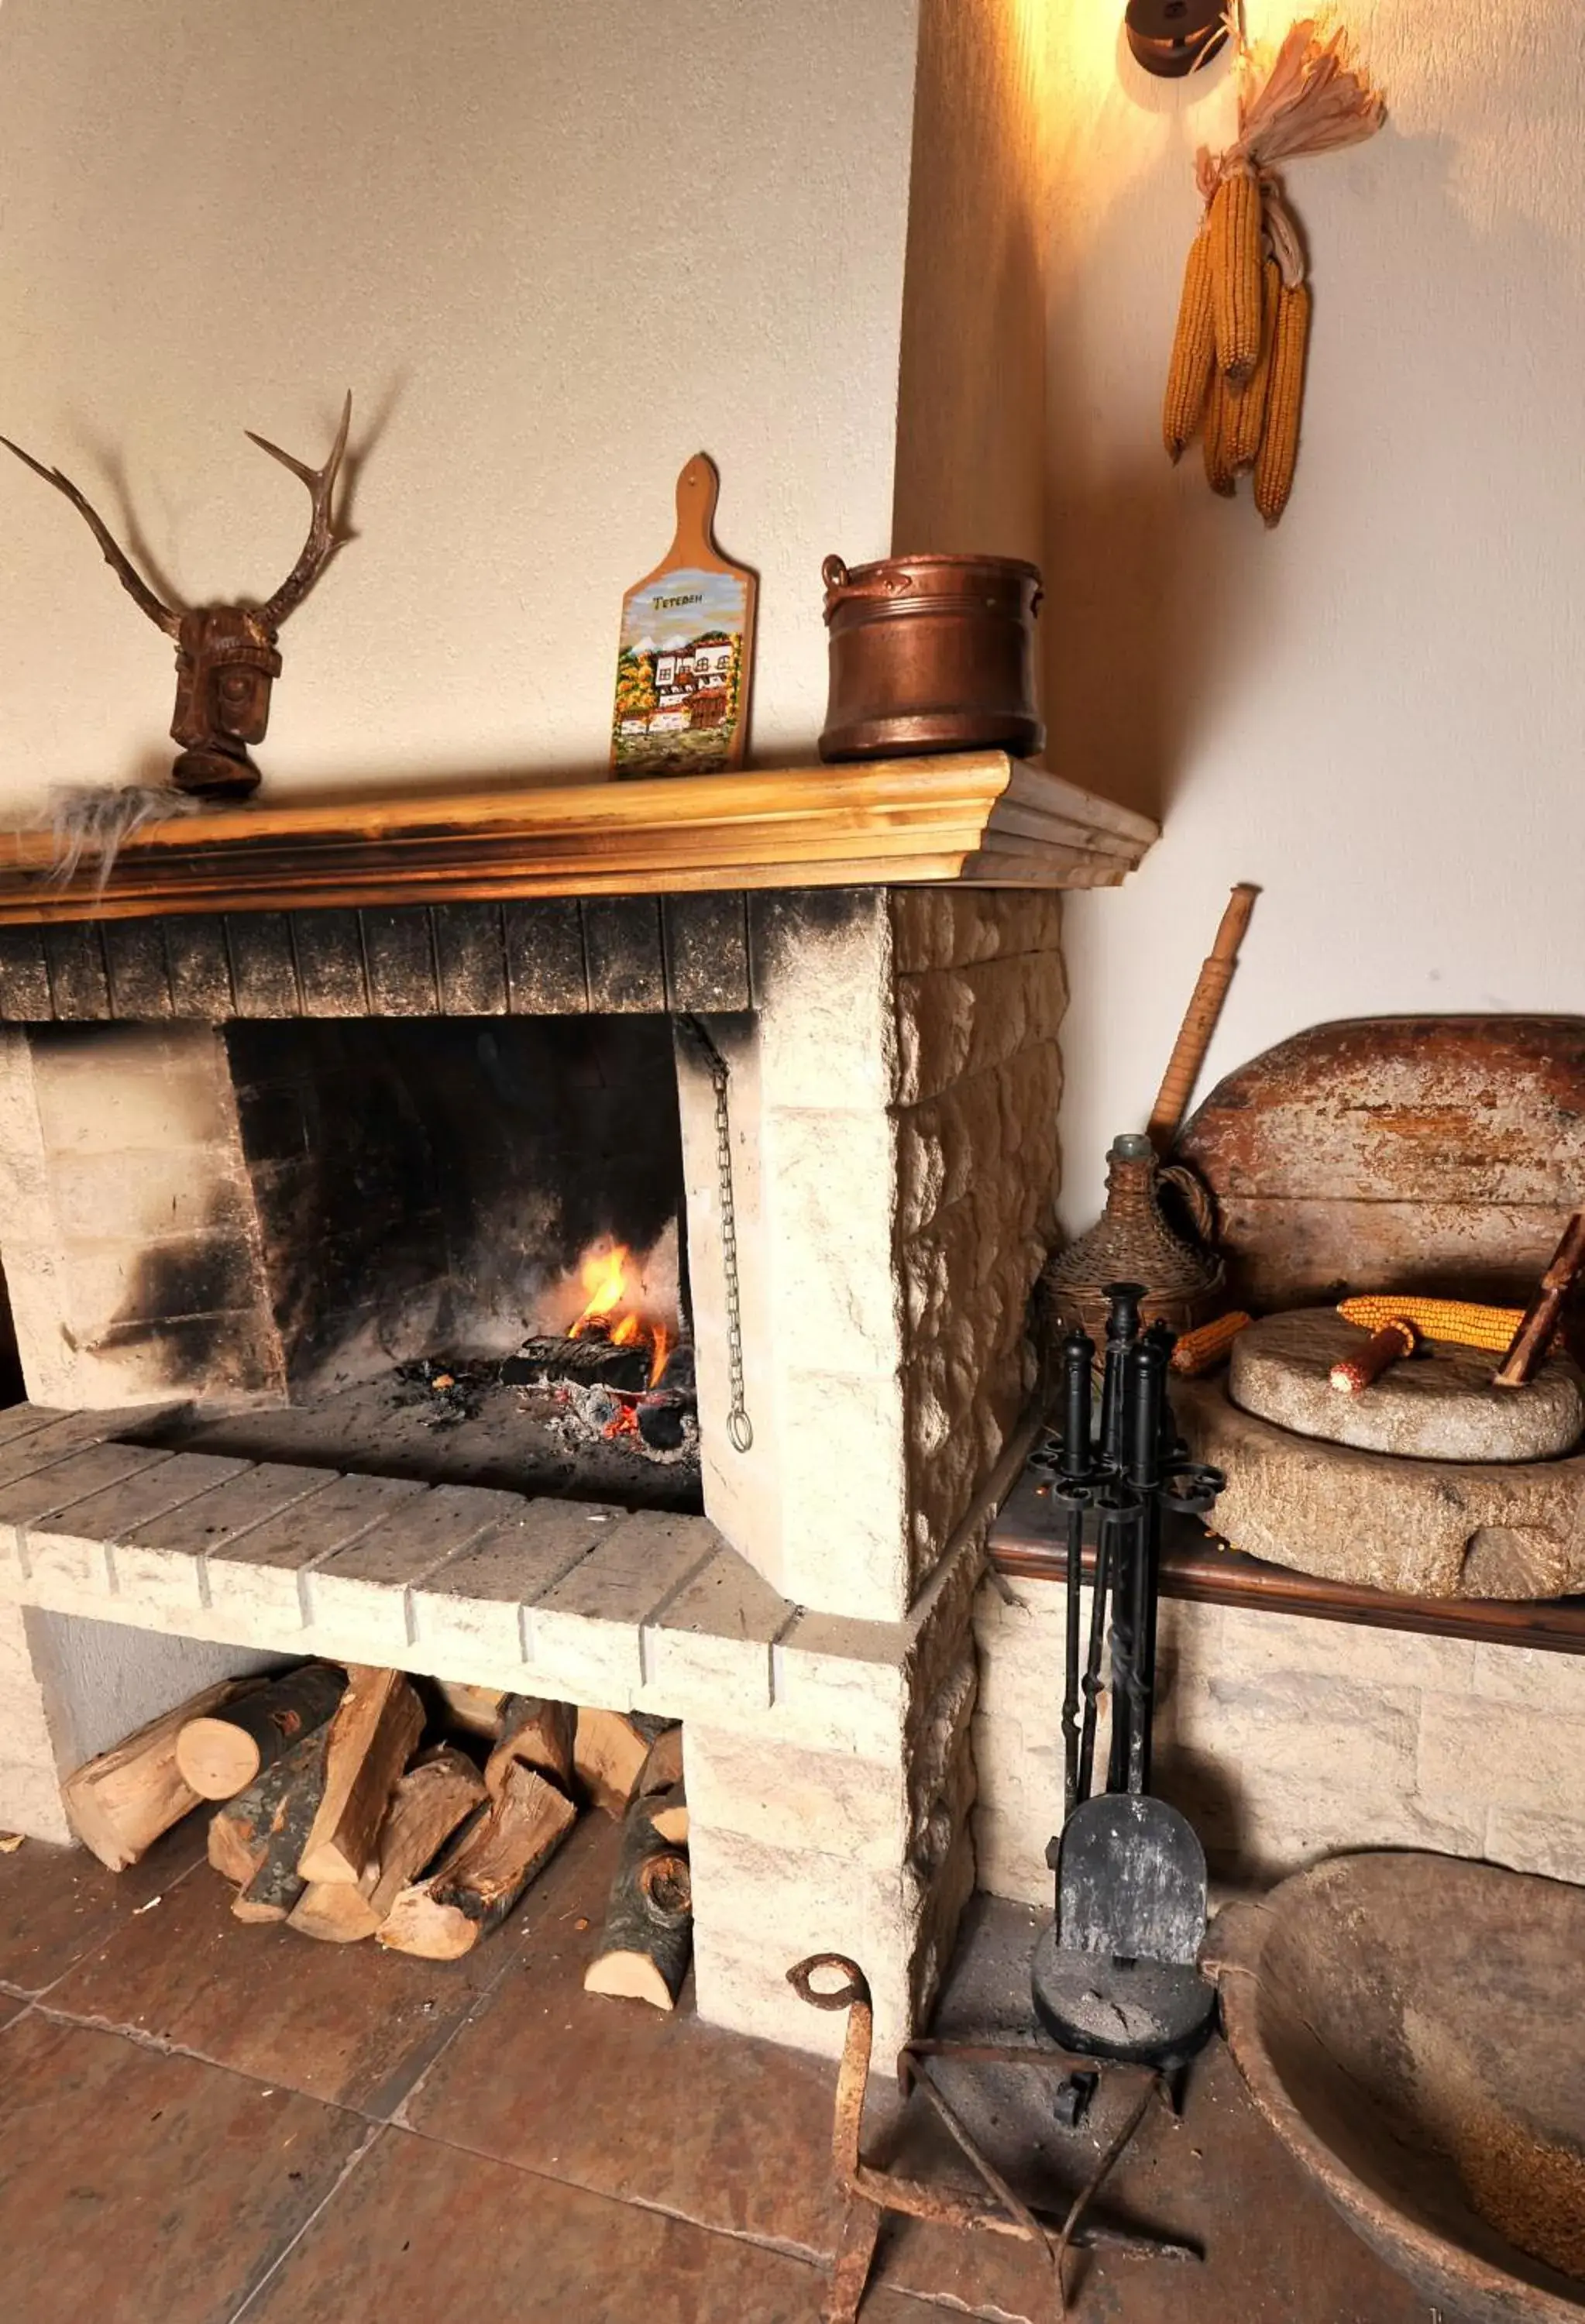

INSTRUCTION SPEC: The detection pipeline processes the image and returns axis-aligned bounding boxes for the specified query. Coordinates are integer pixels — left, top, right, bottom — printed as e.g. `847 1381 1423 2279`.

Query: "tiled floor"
0 1813 1433 2324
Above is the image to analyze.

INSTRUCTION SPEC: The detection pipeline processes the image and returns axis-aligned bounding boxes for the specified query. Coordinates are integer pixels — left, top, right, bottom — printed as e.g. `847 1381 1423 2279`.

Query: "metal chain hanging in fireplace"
680 1016 752 1452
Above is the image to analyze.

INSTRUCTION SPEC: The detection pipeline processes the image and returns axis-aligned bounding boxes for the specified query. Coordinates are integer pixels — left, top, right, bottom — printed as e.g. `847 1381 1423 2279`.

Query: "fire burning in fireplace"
569 1244 672 1391
530 1239 692 1453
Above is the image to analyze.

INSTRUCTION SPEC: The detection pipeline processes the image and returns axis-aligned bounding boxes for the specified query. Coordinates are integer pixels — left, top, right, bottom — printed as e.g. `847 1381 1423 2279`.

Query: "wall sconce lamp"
1124 0 1229 75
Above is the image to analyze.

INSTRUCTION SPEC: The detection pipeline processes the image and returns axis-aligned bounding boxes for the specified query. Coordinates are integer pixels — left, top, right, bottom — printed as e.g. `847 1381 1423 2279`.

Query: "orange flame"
569 1243 671 1391
571 1245 631 1336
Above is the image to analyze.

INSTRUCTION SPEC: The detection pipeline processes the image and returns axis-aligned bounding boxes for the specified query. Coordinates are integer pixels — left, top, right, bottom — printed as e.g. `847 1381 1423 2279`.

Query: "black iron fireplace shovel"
1030 1287 1225 2070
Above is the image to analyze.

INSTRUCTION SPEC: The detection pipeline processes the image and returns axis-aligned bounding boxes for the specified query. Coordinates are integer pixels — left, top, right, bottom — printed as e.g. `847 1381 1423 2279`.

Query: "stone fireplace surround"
0 880 1069 2058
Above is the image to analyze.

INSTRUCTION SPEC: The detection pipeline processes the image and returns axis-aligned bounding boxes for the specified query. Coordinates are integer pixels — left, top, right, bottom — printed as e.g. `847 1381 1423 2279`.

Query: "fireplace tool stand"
786 1286 1224 2322
1030 1287 1226 2078
788 1953 1199 2324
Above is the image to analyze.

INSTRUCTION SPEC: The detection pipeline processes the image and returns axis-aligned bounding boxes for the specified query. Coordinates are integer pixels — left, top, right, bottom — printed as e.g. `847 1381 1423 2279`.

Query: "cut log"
287 1880 380 1944
232 1728 334 1924
297 1666 425 1887
648 1781 689 1848
572 1707 676 1819
289 1746 487 1944
485 1696 576 1796
366 1745 489 1918
429 1679 509 1738
635 1724 683 1799
175 1663 346 1800
583 1791 693 2011
376 1762 576 1961
502 1332 649 1393
63 1677 260 1872
209 1738 325 1887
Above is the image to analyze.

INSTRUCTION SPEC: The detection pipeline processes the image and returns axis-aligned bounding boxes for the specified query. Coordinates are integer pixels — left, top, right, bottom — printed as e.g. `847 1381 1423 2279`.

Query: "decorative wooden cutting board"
1175 1016 1585 1312
610 453 757 782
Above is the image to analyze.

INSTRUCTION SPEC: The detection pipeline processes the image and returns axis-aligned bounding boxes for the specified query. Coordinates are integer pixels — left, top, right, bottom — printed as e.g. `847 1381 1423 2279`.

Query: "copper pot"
818 552 1044 763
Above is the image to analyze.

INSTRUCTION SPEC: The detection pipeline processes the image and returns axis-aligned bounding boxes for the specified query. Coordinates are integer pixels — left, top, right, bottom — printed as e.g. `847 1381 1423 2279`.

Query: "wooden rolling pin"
1147 883 1260 1153
1493 1210 1585 1387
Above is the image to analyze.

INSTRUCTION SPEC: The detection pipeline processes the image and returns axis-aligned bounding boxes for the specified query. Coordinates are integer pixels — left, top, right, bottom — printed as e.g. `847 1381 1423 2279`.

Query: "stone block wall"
686 1528 985 2059
0 1600 71 1843
972 1574 1585 1901
892 892 1064 1599
677 887 1065 1623
0 1025 284 1409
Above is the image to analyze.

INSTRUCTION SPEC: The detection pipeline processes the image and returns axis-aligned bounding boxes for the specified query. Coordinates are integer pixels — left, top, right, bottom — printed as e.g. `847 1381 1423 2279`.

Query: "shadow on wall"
890 0 1047 566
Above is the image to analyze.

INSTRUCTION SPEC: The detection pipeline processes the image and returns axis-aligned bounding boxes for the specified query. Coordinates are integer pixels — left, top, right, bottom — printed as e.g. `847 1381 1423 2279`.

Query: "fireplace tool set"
789 1285 1226 2322
1030 1284 1226 2074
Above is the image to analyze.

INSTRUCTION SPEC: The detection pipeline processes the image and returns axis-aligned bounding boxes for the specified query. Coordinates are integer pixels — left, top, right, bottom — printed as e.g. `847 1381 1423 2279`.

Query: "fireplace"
0 758 1157 2055
42 1008 704 1509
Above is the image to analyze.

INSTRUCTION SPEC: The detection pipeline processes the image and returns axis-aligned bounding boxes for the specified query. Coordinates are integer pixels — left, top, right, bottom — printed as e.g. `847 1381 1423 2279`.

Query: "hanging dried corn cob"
1162 17 1384 523
1163 229 1215 461
1202 370 1238 497
1226 258 1281 473
1253 277 1311 521
1209 172 1264 384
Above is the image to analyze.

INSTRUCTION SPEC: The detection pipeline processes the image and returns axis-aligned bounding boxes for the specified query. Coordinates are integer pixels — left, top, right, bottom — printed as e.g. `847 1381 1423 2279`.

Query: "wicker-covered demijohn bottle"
1040 1133 1224 1349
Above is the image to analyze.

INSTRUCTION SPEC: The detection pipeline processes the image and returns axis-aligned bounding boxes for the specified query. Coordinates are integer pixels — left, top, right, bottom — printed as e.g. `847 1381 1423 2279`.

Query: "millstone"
1176 1376 1585 1599
1229 1310 1585 1463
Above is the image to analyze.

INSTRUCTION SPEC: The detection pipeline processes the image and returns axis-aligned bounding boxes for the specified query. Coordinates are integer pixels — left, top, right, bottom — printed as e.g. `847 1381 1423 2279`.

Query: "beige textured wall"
974 1576 1585 1901
0 0 920 806
892 0 1047 564
1045 0 1585 1225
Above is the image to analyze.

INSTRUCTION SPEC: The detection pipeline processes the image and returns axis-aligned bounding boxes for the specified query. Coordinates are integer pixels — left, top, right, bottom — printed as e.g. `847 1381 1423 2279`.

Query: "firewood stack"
60 1661 690 1993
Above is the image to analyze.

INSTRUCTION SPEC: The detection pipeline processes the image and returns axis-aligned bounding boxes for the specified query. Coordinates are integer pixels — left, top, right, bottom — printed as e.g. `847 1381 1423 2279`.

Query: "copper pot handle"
1157 1160 1217 1246
822 555 919 601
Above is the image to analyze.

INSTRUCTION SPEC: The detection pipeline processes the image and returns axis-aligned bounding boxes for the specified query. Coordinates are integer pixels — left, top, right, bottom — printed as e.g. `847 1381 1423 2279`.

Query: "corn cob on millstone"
1338 1294 1526 1353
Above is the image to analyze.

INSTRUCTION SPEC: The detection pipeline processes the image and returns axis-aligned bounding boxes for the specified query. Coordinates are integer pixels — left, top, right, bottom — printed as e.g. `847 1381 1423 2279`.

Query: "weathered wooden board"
1176 1017 1585 1310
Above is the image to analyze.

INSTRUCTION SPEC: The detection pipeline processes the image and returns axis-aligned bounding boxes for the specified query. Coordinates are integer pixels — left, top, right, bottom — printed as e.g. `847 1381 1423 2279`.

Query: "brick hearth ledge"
0 1403 980 2058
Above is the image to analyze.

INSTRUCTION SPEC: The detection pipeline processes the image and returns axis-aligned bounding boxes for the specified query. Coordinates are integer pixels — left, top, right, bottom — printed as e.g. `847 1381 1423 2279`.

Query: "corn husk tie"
1196 19 1387 290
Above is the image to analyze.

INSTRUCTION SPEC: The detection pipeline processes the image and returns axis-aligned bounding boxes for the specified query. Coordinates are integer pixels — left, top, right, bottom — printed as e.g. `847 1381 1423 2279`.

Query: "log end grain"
175 1716 263 1803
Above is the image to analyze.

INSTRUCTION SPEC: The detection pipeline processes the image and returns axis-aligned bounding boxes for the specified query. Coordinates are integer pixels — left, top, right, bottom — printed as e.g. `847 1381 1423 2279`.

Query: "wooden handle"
1331 1317 1418 1395
1147 884 1259 1153
1493 1209 1585 1387
669 452 721 567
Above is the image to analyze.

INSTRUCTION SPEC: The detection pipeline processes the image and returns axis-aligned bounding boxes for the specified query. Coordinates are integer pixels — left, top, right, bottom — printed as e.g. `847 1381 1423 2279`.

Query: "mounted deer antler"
1 394 353 800
246 391 352 630
0 436 182 639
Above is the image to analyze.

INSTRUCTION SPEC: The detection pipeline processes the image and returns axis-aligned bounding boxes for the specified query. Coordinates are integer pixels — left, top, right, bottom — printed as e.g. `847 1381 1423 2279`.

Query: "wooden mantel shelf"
0 754 1157 924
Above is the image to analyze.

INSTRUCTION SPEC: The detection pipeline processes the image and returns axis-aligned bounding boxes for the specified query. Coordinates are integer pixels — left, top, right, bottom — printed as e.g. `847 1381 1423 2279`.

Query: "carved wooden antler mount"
2 396 353 801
